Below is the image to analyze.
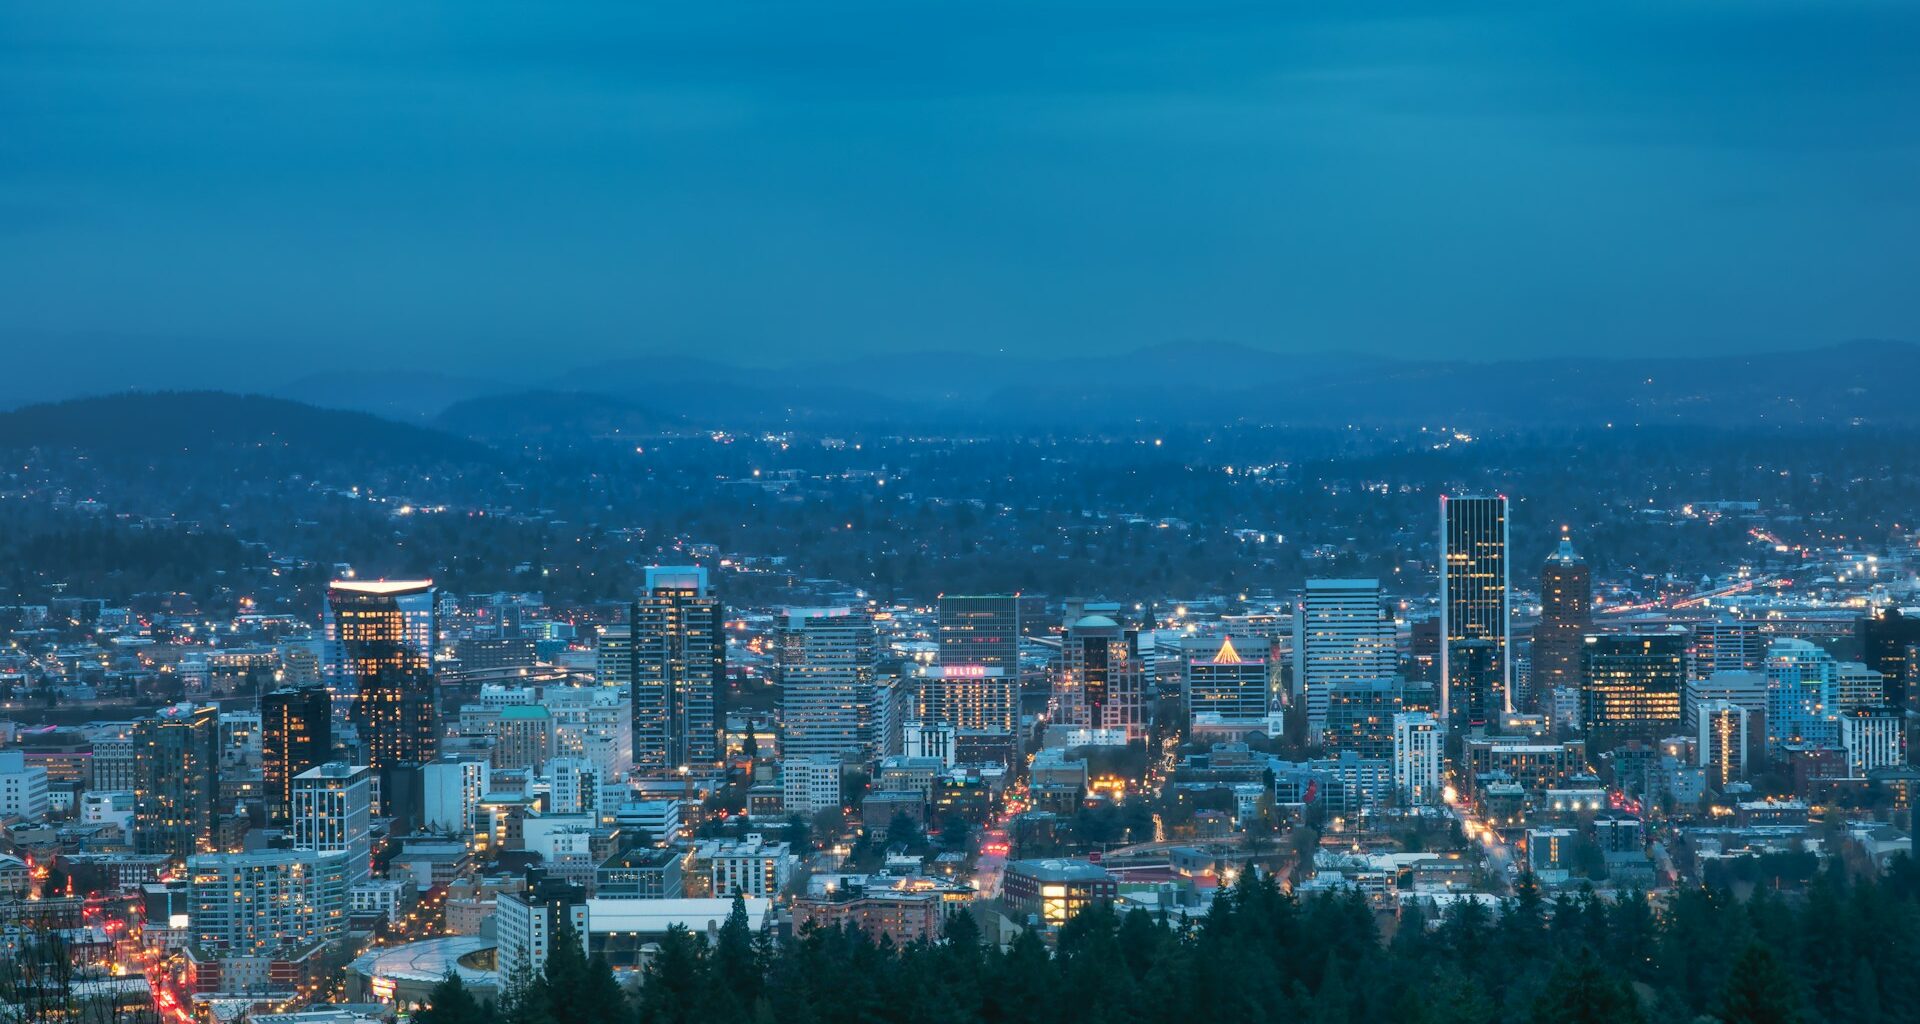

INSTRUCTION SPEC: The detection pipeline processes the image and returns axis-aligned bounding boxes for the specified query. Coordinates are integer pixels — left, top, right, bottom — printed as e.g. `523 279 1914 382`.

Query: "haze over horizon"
4 0 1919 396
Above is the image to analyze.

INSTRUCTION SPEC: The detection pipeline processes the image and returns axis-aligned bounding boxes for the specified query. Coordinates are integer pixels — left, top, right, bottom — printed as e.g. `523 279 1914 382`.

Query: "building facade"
630 567 724 773
263 685 334 825
1533 530 1591 707
1293 579 1396 733
778 608 879 763
1439 496 1511 726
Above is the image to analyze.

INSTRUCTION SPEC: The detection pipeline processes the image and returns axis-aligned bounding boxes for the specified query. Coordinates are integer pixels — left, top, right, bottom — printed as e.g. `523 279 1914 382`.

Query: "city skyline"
1 3 1916 1021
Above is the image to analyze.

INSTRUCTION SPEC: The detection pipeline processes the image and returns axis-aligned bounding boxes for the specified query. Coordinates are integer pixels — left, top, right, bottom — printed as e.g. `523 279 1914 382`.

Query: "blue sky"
2 1 1917 391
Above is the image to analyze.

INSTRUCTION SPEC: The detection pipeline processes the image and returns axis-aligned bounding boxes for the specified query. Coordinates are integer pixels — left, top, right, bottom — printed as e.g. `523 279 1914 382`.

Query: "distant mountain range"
3 342 1912 449
276 338 1920 435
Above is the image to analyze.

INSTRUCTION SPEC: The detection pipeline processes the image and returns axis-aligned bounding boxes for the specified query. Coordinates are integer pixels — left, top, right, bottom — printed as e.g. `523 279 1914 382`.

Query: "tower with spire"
1534 526 1592 711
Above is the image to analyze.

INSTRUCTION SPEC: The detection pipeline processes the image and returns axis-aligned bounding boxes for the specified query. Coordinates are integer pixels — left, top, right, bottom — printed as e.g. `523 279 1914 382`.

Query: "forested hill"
0 391 490 462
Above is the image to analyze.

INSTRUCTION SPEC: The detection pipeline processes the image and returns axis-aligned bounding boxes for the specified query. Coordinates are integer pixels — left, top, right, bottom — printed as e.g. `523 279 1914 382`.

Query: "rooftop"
347 937 495 987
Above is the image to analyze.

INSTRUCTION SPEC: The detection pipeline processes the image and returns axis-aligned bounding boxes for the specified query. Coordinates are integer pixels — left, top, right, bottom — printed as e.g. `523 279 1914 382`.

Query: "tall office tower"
777 607 879 763
1581 629 1686 746
1293 579 1397 733
1440 495 1512 726
1859 607 1920 709
187 851 348 957
1052 614 1149 743
1392 711 1443 805
291 763 374 886
326 579 436 690
630 567 724 773
1533 529 1591 706
331 580 439 787
1323 680 1403 757
1183 635 1271 724
934 594 1021 759
134 703 221 862
595 623 633 687
263 684 334 824
1690 616 1768 679
1695 700 1751 789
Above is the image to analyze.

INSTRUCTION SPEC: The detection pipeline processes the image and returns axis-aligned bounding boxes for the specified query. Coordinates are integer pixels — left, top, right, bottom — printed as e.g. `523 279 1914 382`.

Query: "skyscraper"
1440 495 1511 726
263 684 333 824
134 702 221 862
1581 629 1686 746
291 762 375 886
1293 579 1397 733
330 580 439 784
934 594 1021 760
630 566 724 772
1534 528 1590 706
326 579 436 690
1052 614 1148 743
777 607 878 763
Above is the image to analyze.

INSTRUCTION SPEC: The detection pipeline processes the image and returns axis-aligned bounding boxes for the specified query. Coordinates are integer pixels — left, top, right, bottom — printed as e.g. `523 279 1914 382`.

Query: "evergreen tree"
415 972 495 1024
1716 943 1806 1024
1531 951 1643 1024
637 925 708 1024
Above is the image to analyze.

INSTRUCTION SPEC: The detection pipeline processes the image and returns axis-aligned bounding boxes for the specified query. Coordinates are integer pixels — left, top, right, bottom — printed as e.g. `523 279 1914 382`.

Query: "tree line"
414 857 1920 1024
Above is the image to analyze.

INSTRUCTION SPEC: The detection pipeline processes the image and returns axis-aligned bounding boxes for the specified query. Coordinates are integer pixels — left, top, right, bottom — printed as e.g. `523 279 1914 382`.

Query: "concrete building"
0 750 50 821
187 851 348 957
778 607 879 763
1841 706 1906 775
291 763 375 886
1695 699 1751 789
705 834 793 898
1004 859 1115 927
1392 712 1443 806
495 875 589 984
